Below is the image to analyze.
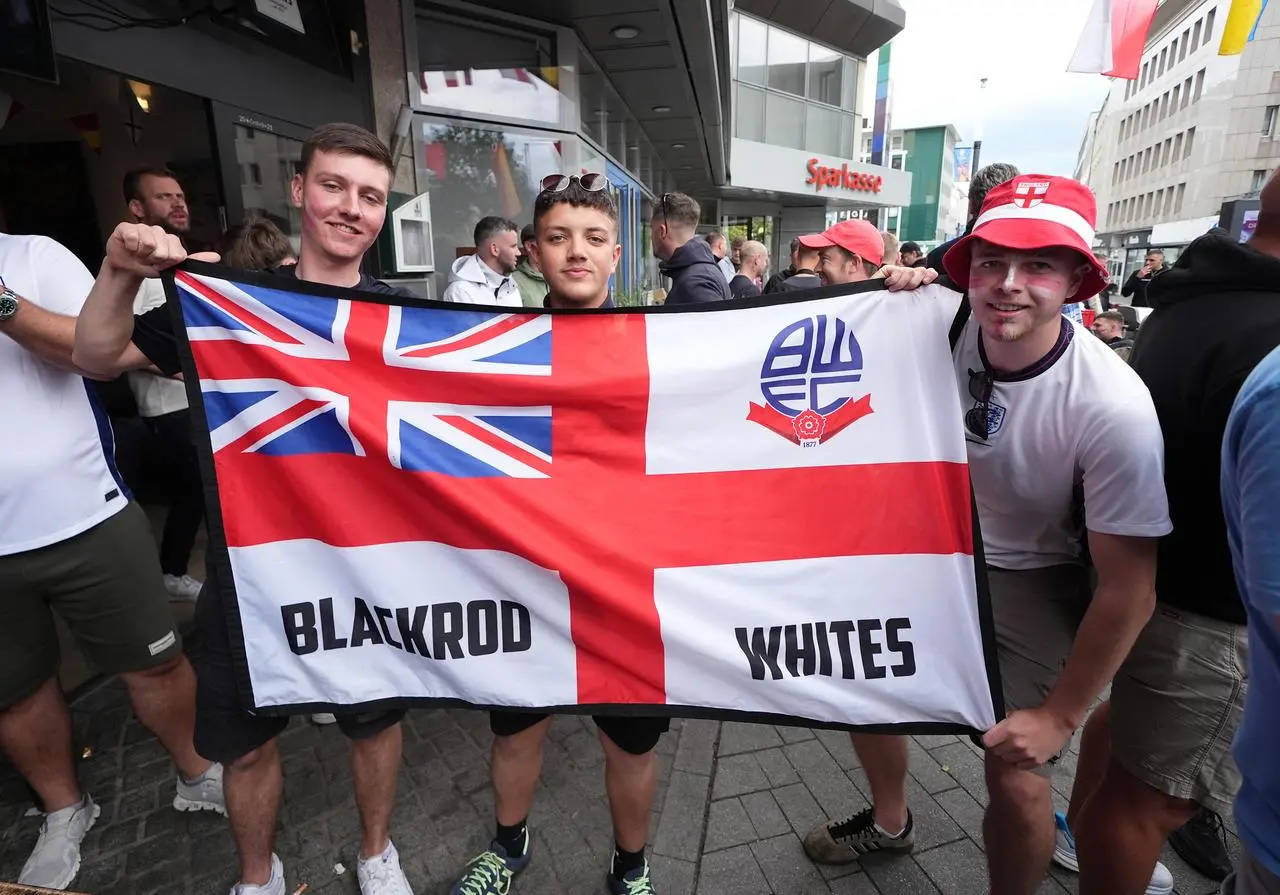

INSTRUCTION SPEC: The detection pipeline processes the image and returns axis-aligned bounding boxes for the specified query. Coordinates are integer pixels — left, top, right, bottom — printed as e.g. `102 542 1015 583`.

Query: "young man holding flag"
70 123 416 895
802 176 1174 895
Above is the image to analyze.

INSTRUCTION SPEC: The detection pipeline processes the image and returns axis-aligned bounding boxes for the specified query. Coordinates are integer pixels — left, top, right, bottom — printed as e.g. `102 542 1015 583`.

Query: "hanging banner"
165 265 1002 734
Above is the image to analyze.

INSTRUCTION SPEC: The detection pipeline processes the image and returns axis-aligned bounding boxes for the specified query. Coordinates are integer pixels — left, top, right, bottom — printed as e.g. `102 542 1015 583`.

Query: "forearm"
72 262 144 375
0 299 85 374
1042 581 1154 727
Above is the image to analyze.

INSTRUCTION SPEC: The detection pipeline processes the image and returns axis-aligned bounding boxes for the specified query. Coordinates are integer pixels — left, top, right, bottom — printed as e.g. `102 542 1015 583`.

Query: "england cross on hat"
941 174 1109 302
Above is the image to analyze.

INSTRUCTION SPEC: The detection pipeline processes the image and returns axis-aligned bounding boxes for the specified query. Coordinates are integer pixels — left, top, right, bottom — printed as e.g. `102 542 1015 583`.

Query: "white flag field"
170 264 1004 734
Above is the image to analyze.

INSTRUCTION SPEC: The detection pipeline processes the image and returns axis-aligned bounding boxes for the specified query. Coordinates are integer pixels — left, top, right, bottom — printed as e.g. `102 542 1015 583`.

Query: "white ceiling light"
652 105 671 114
611 25 641 39
671 143 686 150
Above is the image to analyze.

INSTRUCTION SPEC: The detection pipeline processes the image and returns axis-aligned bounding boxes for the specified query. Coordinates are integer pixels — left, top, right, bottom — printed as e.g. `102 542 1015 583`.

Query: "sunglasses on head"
540 173 610 193
965 367 996 440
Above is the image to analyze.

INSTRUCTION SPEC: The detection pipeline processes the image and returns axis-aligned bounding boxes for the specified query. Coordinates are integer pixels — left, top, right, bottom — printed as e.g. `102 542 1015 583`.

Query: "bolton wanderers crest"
746 315 874 447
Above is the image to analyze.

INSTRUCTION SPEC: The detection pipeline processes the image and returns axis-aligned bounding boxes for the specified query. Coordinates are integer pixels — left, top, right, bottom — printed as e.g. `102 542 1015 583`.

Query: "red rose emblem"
791 408 827 443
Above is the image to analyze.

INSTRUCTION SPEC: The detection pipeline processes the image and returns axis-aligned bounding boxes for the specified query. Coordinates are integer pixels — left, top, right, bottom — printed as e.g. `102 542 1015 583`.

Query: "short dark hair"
705 229 726 248
789 237 800 253
1096 310 1125 324
534 182 618 233
220 214 295 271
474 216 518 246
901 241 922 255
299 123 393 177
123 166 179 204
969 162 1021 217
654 192 700 230
520 223 537 244
1146 249 1165 258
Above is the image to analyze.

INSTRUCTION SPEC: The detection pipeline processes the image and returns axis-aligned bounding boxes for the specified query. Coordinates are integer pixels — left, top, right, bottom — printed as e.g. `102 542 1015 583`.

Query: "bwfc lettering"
281 596 532 659
735 617 916 681
805 159 884 194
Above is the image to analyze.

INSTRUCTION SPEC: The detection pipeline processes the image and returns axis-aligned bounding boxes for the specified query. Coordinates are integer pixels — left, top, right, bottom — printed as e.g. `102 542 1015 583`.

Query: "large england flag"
167 264 1002 734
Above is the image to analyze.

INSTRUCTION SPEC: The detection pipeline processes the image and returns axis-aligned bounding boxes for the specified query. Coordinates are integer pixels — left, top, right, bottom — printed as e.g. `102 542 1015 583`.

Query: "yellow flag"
1220 0 1266 55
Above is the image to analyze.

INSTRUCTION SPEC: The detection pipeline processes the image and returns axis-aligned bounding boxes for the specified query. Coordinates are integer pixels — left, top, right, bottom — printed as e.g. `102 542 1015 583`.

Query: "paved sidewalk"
0 677 1231 894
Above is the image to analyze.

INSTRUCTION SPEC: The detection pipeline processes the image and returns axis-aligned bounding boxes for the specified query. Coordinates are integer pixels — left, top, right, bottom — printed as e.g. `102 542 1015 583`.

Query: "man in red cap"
798 218 884 286
802 175 1173 895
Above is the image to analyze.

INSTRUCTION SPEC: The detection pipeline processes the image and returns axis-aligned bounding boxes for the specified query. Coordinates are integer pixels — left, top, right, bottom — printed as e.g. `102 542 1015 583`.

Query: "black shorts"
193 570 405 764
490 710 668 756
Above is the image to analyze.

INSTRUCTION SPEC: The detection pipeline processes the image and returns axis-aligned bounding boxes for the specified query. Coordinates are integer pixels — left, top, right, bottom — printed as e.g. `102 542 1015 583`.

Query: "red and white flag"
1068 0 1161 79
166 266 1003 734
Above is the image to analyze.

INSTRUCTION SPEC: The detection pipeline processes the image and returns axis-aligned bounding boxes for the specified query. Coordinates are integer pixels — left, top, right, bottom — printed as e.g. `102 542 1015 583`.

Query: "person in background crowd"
443 216 522 307
0 230 225 891
776 241 822 292
881 231 900 267
1094 252 1116 311
730 234 745 270
763 238 799 293
122 166 206 602
651 193 730 305
925 162 1021 276
705 229 737 283
729 241 769 298
1122 250 1166 308
1220 343 1280 895
448 176 665 895
803 176 1171 895
803 219 884 287
900 241 925 267
1064 175 1280 895
1089 310 1135 362
511 223 549 308
72 123 418 895
220 215 297 270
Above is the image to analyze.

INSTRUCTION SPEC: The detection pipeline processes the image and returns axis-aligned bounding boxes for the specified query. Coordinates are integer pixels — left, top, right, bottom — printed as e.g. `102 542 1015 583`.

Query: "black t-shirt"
132 266 416 376
729 274 761 299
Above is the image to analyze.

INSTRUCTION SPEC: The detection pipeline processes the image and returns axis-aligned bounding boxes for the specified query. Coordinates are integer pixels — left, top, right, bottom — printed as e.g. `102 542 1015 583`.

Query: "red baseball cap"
798 219 884 267
942 174 1109 302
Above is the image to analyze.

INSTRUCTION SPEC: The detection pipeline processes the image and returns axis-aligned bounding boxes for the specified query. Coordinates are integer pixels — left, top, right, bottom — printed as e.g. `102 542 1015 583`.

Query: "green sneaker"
450 829 531 895
607 858 657 895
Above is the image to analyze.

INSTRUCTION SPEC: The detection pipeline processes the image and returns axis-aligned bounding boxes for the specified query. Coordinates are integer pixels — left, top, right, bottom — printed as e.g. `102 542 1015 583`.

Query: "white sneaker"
231 853 286 895
175 762 227 815
358 840 414 895
164 573 203 602
311 713 338 725
18 794 100 889
1052 812 1173 895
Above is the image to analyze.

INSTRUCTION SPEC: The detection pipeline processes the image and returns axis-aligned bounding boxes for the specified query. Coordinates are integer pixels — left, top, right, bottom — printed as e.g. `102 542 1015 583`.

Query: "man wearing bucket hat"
803 175 1173 895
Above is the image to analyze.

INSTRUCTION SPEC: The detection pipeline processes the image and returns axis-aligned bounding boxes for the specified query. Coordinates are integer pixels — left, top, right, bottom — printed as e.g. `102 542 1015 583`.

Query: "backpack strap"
948 293 971 351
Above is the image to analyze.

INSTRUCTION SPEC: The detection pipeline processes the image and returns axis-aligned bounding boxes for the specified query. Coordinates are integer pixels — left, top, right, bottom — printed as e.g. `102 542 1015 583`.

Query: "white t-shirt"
0 234 129 555
128 279 188 417
922 285 1171 570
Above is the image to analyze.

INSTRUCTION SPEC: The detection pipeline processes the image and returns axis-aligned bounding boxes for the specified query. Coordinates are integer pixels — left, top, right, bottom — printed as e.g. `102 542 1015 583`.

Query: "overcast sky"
866 0 1114 176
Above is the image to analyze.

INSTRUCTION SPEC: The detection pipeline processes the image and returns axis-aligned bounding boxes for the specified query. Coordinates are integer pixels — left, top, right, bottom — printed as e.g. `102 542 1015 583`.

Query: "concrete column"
364 0 417 195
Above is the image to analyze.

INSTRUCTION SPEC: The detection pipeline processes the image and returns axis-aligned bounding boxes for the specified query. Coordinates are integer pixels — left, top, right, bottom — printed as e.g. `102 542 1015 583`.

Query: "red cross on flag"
169 265 1002 734
1013 181 1053 209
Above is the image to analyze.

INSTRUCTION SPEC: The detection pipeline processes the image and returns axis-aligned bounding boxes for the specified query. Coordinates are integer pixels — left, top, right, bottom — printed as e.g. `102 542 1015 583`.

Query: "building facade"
858 123 966 250
1079 0 1279 278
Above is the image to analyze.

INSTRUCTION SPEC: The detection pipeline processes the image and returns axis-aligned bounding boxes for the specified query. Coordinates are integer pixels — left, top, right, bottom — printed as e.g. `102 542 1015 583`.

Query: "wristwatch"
0 281 18 325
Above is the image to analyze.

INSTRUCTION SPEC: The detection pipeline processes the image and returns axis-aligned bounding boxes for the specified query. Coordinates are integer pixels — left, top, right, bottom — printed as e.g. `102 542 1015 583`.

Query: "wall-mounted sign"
255 0 306 34
805 159 883 195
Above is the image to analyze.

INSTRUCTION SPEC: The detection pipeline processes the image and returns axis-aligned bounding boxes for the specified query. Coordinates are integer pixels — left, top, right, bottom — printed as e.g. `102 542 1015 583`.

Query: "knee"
227 740 279 775
600 736 654 775
492 723 548 763
986 763 1051 826
1089 760 1197 829
122 655 187 683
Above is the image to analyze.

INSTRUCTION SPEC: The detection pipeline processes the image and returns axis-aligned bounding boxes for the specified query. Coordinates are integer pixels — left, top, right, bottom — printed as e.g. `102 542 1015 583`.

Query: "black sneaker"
1169 808 1232 882
450 828 532 895
802 807 915 865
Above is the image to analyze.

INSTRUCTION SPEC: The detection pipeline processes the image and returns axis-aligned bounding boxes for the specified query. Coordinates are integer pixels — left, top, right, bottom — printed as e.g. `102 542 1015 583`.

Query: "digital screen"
0 0 58 83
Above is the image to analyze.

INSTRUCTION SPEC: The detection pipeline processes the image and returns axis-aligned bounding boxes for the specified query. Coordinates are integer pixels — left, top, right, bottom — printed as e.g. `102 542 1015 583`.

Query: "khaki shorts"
0 502 182 709
987 564 1091 774
1109 603 1246 813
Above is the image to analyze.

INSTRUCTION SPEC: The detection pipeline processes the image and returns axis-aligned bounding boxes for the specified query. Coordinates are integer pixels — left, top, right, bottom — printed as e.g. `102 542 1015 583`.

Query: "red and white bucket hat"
942 175 1109 302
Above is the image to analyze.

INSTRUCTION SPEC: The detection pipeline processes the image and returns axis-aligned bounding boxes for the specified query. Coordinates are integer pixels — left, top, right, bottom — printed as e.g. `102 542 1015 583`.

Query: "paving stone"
648 854 697 895
782 740 865 820
704 798 758 852
907 739 961 795
740 791 791 840
674 719 719 774
914 837 989 893
826 870 880 894
775 726 815 744
928 741 989 802
754 747 802 788
750 833 830 894
902 777 967 851
933 787 987 847
717 722 784 756
813 728 861 770
651 769 711 863
696 844 770 894
711 753 771 799
771 782 828 838
860 853 941 894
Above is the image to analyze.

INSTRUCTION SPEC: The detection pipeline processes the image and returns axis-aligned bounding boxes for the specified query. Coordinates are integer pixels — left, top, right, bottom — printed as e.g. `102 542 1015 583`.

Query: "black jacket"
1121 267 1165 307
1131 228 1280 624
763 267 796 295
662 238 731 305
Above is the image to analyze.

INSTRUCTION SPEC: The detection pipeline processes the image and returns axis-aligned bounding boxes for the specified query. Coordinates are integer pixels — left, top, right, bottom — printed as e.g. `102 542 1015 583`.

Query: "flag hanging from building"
1068 0 1162 79
1220 0 1270 54
164 265 1003 734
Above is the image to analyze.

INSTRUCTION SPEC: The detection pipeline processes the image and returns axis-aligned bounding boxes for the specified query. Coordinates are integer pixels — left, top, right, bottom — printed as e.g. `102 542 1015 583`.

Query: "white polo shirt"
921 285 1171 570
0 234 129 555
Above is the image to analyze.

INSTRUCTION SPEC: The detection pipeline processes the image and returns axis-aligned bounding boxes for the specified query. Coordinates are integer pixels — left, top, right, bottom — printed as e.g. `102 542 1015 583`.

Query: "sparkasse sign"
806 159 884 195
